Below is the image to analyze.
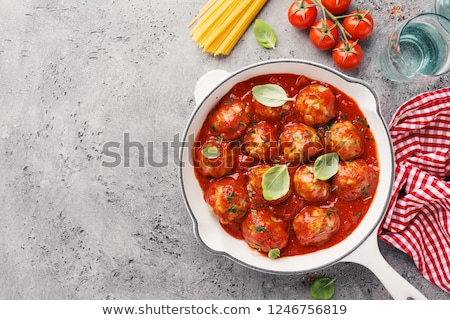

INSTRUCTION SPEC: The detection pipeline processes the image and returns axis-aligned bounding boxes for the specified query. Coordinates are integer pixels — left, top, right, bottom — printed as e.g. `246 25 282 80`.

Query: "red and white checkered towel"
379 87 450 294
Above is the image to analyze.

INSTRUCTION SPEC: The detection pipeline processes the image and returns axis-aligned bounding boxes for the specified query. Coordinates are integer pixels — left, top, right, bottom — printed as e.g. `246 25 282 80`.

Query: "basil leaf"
262 164 290 201
253 19 277 49
252 84 294 107
314 152 339 180
268 248 281 259
310 277 336 300
202 146 220 159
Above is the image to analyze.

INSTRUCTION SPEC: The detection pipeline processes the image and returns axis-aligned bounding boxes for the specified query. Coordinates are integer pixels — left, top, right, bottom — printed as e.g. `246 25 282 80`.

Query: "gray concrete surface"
0 0 449 300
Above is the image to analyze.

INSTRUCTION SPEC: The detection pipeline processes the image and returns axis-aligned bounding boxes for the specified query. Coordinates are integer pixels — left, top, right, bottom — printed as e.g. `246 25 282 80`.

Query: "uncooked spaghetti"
188 0 268 56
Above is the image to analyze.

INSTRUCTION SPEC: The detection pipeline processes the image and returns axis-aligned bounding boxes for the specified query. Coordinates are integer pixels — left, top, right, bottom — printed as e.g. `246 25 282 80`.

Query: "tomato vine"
288 0 374 70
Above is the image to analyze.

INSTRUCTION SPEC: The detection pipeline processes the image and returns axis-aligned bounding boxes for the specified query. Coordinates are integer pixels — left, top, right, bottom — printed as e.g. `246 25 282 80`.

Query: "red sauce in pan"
193 73 379 257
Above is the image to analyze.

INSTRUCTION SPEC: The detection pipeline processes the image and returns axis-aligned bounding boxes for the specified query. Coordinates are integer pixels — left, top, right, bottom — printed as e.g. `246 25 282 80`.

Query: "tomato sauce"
193 73 379 257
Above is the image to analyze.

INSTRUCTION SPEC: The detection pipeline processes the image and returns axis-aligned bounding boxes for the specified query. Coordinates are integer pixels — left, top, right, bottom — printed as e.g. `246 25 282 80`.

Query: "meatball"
241 209 289 253
242 121 279 162
208 99 251 140
295 84 336 126
204 177 249 224
254 100 290 120
325 120 364 160
293 164 330 203
332 159 377 201
292 206 340 246
195 138 236 178
246 165 292 208
279 123 323 163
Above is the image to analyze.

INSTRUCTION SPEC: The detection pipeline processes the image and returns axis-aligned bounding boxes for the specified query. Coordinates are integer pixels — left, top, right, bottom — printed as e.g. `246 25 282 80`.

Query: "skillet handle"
341 228 427 300
194 69 231 104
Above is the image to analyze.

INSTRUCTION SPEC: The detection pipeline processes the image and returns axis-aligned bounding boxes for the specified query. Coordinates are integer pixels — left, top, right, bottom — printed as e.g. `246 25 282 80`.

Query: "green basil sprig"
252 84 295 107
202 146 220 159
268 248 281 259
253 19 277 49
310 277 336 300
314 152 339 180
261 164 290 201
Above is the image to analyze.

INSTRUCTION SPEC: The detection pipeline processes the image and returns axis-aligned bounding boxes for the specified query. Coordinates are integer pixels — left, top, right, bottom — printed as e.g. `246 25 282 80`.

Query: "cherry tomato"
288 0 318 30
332 40 363 70
321 0 351 15
309 19 339 50
342 10 375 41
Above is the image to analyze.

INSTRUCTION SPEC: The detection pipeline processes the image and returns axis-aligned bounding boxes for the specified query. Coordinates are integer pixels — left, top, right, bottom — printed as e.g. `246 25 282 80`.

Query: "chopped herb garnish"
226 191 235 200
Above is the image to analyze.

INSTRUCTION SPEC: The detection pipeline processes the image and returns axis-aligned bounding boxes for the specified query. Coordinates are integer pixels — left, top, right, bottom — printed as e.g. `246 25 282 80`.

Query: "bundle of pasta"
188 0 268 56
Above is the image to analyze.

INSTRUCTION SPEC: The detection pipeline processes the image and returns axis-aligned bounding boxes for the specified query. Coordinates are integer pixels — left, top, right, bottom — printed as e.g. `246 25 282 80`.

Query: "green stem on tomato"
312 0 351 40
334 13 356 19
334 8 371 20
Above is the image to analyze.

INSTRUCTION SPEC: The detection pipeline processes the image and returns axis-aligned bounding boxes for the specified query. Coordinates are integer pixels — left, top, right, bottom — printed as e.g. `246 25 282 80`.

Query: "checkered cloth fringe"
379 87 450 294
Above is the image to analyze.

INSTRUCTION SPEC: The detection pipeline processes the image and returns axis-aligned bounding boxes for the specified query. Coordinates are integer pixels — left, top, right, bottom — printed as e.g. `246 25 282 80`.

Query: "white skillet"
179 59 427 300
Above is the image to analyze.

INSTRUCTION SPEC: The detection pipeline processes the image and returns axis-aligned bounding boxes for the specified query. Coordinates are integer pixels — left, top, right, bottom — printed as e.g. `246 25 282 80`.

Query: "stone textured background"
0 0 449 299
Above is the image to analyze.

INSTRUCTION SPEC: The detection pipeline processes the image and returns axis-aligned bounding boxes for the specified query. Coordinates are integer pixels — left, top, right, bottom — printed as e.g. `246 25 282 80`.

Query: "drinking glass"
435 0 450 20
379 13 450 82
